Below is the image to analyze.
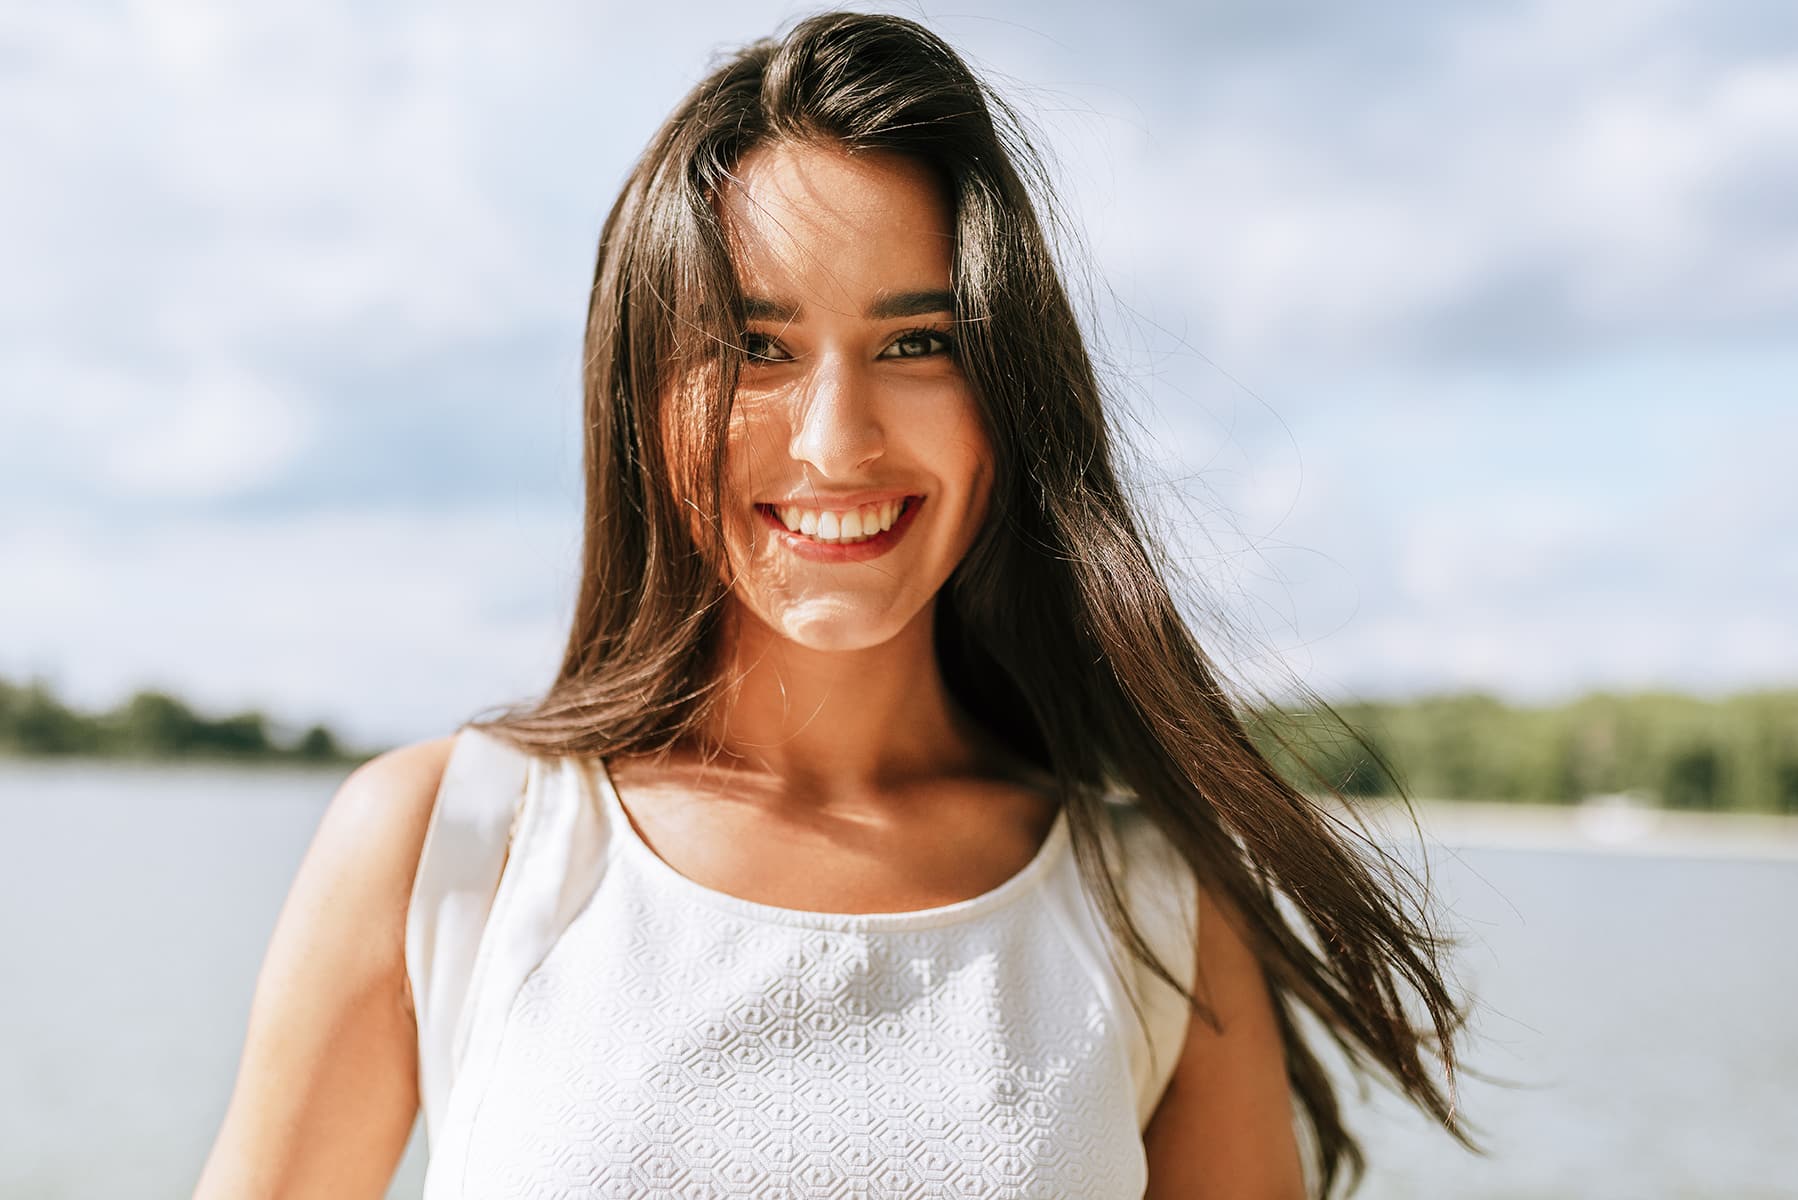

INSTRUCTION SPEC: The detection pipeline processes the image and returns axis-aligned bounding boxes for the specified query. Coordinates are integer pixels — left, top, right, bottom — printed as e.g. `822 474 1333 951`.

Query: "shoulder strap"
404 725 533 1148
419 752 622 1193
1107 799 1202 1127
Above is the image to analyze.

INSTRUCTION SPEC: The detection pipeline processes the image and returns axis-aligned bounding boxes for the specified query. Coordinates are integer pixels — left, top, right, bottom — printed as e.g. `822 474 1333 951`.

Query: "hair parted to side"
469 10 1482 1195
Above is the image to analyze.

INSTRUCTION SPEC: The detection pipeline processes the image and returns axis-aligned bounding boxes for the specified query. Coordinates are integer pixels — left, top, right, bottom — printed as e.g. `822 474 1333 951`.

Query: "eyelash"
886 327 957 359
739 326 957 364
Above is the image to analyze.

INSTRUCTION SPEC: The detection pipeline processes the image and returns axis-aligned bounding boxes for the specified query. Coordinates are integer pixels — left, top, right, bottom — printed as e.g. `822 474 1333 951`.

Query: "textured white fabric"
406 727 1200 1199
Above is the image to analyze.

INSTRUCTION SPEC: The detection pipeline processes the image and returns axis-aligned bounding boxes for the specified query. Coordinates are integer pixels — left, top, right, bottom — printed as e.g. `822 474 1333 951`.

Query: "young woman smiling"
196 13 1476 1200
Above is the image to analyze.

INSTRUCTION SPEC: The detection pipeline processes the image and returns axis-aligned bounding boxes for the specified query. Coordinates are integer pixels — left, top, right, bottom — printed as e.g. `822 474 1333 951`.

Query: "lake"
3 760 1793 1199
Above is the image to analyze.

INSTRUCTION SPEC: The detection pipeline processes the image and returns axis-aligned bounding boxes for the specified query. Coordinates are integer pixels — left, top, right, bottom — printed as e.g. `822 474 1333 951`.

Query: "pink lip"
755 496 924 563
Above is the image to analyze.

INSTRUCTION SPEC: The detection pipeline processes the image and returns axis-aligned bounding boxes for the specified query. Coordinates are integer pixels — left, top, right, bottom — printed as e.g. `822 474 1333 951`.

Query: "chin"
789 633 891 654
731 591 917 653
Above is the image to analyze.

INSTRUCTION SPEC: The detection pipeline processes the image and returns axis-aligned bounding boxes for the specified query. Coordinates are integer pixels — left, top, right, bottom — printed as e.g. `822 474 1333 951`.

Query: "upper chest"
600 756 1061 916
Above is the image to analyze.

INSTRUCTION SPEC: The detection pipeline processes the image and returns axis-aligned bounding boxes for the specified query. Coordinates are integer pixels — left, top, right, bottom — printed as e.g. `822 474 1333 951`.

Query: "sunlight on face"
713 140 994 652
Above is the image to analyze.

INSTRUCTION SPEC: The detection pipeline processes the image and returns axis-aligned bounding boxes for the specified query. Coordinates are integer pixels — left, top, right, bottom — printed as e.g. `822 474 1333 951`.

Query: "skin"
609 139 1059 914
193 139 1305 1198
192 736 449 1199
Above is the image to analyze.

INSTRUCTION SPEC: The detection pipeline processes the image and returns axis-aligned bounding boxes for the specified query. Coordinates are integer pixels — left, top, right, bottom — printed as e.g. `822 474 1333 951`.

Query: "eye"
880 328 955 360
740 332 793 363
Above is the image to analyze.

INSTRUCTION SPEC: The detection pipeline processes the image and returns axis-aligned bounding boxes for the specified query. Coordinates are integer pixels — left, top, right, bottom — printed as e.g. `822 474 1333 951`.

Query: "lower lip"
755 497 925 563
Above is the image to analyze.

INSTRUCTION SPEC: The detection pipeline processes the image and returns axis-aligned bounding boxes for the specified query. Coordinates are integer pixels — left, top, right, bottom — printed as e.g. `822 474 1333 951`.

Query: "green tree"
295 724 340 762
1772 761 1798 816
196 711 273 757
1662 744 1723 810
10 682 94 754
121 691 200 755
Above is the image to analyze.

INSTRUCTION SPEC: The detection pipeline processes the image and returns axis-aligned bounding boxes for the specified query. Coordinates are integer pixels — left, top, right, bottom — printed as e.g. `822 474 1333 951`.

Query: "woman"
197 12 1475 1199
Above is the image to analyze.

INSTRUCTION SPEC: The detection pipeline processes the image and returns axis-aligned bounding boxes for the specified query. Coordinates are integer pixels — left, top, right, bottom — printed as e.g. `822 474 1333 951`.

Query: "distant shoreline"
0 749 366 769
9 677 1798 815
4 753 1794 862
1365 798 1798 862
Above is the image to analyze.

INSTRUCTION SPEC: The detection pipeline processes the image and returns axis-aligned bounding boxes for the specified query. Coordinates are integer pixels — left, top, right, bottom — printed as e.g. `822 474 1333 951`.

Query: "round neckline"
583 756 1069 933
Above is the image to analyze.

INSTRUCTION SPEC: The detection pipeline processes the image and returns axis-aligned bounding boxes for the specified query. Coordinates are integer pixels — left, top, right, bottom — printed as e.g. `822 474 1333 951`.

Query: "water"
0 761 429 1200
3 761 1793 1199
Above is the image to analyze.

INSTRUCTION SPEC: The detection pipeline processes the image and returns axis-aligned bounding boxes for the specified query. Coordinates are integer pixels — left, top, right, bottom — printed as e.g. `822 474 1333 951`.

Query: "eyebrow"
741 288 956 323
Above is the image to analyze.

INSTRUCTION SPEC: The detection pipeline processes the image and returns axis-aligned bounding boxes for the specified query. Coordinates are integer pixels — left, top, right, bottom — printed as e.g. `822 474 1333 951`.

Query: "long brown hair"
471 11 1480 1195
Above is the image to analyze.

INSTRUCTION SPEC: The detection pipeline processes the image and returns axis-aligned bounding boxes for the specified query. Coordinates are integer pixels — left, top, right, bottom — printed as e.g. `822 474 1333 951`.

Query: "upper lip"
756 490 921 510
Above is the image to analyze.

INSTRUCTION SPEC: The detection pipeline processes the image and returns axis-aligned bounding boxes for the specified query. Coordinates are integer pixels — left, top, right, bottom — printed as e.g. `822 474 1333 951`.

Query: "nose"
787 354 884 476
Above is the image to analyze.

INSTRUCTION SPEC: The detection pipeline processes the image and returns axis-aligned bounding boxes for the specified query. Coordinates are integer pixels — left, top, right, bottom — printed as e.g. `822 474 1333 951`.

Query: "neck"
698 596 992 805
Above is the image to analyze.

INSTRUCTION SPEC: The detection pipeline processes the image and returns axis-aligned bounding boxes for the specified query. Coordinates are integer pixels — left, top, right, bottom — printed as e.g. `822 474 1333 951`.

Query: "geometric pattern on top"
458 847 1150 1198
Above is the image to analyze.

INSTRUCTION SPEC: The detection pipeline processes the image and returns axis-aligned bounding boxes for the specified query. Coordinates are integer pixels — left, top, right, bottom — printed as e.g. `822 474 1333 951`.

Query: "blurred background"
3 1 1794 1197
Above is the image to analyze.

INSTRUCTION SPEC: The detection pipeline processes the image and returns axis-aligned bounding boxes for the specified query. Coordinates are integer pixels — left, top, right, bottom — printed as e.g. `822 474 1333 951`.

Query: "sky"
5 0 1795 747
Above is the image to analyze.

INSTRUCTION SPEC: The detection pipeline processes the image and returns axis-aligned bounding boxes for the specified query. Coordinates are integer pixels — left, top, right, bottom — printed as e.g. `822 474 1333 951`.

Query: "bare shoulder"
338 732 461 822
1142 877 1306 1199
311 735 460 924
190 732 463 1199
330 734 461 868
325 733 462 979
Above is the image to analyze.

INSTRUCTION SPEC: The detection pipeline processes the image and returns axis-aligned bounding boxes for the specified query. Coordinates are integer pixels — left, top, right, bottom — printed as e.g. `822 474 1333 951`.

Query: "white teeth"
766 498 911 543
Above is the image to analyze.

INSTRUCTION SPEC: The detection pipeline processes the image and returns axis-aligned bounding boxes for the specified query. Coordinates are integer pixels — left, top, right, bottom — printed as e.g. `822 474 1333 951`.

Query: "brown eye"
880 329 954 359
741 332 792 363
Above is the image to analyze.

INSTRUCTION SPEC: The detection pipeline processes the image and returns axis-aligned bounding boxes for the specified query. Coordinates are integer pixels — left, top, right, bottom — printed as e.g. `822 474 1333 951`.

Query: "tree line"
5 673 1797 811
0 676 353 764
1248 689 1798 814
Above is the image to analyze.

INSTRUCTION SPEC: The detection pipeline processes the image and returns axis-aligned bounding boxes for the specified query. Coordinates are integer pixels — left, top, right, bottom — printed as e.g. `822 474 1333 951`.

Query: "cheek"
962 443 996 540
942 400 998 554
719 404 782 561
722 402 776 510
938 399 995 509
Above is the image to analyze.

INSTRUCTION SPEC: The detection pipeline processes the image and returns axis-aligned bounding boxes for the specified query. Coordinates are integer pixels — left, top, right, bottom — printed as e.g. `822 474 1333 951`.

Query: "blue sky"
6 1 1795 746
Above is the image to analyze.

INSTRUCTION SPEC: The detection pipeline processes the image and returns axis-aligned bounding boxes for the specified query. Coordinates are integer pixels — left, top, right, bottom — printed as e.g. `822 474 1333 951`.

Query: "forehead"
715 140 954 311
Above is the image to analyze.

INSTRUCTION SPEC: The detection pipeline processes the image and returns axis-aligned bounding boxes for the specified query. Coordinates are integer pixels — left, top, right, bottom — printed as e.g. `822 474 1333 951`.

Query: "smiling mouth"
751 495 925 561
753 496 921 545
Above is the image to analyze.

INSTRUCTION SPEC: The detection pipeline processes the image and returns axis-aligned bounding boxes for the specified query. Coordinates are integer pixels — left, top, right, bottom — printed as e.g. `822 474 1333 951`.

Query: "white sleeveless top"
405 727 1200 1199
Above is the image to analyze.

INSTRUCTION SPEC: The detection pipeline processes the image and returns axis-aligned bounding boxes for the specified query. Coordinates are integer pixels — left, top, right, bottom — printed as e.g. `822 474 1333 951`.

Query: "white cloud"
1389 490 1619 609
3 0 1792 720
6 351 317 501
2 2 560 483
1045 11 1798 375
0 506 579 746
1235 411 1798 703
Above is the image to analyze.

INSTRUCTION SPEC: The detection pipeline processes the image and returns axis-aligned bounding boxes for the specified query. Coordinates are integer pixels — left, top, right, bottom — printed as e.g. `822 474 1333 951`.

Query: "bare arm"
192 735 457 1200
1142 882 1308 1200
